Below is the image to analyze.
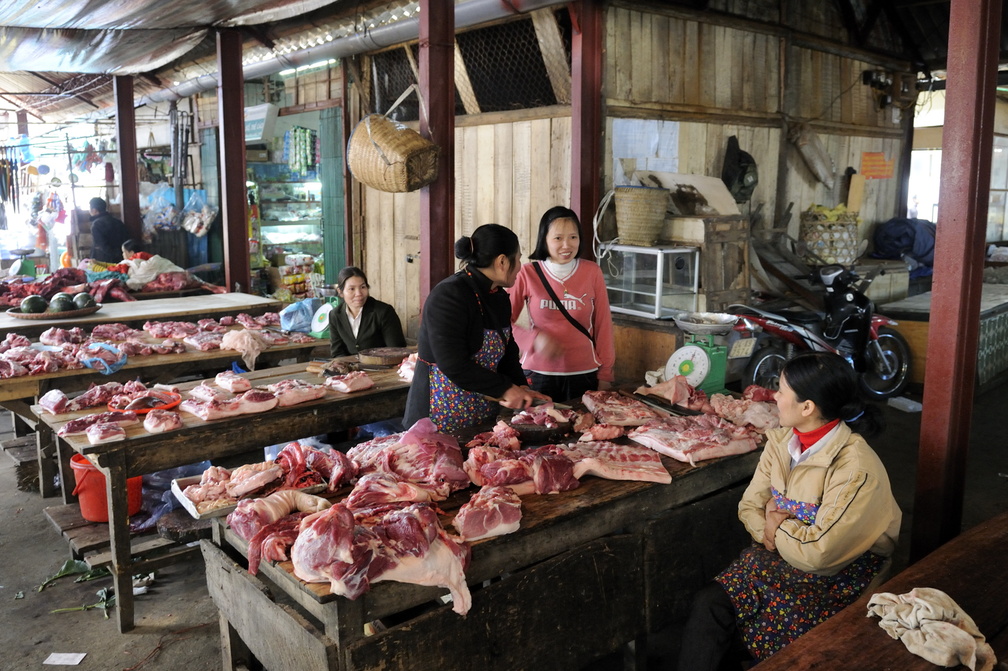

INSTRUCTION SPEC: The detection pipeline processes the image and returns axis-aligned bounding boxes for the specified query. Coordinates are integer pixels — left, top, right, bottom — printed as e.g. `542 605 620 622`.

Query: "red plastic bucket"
70 454 142 523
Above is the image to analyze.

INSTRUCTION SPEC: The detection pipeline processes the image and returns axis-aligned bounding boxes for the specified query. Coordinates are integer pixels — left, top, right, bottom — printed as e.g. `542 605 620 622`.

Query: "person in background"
508 206 616 401
404 223 549 434
677 351 901 669
88 197 129 263
328 266 406 358
121 239 152 262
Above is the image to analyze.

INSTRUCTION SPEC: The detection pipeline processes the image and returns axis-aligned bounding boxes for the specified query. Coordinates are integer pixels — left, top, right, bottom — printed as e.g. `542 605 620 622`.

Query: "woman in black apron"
404 224 549 434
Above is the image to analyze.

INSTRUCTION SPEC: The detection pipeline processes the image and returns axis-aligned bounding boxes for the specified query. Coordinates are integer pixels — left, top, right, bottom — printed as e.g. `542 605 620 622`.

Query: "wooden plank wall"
360 113 572 339
604 3 908 243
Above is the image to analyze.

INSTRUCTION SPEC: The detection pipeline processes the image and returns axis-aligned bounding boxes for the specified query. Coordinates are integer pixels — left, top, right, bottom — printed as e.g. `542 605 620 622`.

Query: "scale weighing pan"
672 311 736 335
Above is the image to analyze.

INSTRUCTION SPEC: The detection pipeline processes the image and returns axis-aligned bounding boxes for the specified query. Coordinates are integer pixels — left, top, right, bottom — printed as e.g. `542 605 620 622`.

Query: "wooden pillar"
113 76 141 241
570 0 603 254
419 0 455 305
911 0 999 560
216 29 251 293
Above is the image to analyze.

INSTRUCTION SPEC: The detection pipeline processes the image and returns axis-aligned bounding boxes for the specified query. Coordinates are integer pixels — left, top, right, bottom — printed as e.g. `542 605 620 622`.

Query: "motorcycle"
730 264 912 398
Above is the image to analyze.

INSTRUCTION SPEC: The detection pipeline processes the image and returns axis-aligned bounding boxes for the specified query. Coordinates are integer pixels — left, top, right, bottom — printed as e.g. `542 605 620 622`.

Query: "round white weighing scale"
310 302 334 339
664 344 711 387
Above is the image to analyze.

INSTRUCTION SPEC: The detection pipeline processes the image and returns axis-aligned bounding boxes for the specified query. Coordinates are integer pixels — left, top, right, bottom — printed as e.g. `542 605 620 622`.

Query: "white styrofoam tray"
171 475 326 520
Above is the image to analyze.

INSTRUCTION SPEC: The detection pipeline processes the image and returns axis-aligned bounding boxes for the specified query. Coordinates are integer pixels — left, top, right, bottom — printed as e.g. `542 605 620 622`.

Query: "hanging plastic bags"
142 183 178 241
180 190 217 238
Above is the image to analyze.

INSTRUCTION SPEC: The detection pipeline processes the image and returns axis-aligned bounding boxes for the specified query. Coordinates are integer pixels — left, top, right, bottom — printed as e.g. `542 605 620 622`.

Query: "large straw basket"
799 211 860 265
347 114 440 193
615 186 669 246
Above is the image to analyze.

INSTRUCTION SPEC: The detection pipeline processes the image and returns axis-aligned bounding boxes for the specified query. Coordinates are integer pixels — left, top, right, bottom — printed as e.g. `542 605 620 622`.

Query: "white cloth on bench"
866 587 997 671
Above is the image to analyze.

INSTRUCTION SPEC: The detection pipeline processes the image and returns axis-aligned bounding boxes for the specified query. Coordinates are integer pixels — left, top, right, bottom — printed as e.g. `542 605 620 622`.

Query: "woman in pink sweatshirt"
508 206 616 402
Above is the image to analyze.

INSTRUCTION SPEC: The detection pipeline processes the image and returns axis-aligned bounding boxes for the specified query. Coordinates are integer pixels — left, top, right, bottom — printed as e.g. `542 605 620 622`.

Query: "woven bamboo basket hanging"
614 186 669 246
347 114 440 193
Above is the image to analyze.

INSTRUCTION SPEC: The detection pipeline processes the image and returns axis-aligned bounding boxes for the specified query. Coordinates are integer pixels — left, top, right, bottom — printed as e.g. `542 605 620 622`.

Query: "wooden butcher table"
34 364 410 633
9 338 319 499
0 292 280 339
201 448 761 671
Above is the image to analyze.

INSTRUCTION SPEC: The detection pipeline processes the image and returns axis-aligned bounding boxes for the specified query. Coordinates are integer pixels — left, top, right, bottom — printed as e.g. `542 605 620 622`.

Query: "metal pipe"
132 0 563 109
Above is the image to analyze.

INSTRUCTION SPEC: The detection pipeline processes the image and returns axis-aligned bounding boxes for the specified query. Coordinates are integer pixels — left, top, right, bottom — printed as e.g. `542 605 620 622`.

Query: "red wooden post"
570 0 604 257
113 76 141 241
419 0 456 306
911 0 1000 560
216 29 251 293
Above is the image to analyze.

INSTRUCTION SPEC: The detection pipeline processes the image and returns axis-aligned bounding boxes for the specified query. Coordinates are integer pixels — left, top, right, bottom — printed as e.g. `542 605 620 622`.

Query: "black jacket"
328 296 405 357
90 213 129 263
403 265 525 428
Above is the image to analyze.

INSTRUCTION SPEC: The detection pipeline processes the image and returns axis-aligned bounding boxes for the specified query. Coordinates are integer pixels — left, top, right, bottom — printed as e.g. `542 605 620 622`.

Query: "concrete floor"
1 385 1006 671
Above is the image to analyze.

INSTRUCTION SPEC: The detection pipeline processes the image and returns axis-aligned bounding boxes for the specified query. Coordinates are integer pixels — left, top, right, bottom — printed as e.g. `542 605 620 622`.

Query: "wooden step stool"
3 435 39 493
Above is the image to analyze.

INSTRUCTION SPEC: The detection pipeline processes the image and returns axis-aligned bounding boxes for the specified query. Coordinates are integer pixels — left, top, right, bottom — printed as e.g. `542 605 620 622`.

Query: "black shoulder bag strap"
533 261 595 346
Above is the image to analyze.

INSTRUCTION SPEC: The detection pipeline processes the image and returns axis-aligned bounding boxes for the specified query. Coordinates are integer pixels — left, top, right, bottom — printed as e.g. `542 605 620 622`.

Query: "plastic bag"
130 460 211 533
180 190 218 238
788 123 835 190
142 183 178 241
279 297 322 332
80 342 127 374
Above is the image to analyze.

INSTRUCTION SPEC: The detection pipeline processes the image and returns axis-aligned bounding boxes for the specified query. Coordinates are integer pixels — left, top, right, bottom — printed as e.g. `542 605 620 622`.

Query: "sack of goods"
347 114 439 193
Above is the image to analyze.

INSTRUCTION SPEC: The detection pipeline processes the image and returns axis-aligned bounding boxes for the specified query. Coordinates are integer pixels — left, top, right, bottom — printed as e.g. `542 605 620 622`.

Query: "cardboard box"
246 149 269 162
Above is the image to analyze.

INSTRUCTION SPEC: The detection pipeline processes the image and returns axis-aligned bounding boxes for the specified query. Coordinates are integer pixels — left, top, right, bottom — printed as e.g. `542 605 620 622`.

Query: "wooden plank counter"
2 335 318 499
34 363 410 633
752 509 1008 670
202 449 760 671
0 292 281 339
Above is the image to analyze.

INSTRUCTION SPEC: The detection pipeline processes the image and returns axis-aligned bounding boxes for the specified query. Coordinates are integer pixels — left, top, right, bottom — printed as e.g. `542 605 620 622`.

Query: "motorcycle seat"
775 309 822 325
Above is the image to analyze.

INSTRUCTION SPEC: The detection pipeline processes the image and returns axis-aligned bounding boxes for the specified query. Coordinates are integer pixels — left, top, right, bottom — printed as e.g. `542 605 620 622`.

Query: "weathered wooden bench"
752 509 1008 669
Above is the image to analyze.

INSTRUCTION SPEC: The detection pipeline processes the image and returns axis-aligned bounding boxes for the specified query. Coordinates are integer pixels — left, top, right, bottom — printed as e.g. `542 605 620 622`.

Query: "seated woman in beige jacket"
678 351 901 669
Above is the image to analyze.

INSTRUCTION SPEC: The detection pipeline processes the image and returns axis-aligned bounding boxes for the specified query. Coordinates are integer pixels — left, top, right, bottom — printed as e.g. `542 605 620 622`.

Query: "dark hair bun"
454 236 473 262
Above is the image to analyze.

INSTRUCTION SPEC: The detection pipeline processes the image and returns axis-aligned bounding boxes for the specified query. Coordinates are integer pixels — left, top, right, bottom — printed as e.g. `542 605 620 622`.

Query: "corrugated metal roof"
0 1 1002 123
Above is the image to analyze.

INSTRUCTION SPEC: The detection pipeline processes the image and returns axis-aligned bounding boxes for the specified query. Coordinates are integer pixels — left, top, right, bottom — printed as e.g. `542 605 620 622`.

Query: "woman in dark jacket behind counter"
404 224 549 434
329 266 406 358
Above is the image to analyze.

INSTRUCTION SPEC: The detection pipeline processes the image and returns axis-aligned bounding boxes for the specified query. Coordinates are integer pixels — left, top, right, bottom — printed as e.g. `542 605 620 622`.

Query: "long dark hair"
455 223 520 272
529 206 582 261
336 266 368 291
781 352 884 439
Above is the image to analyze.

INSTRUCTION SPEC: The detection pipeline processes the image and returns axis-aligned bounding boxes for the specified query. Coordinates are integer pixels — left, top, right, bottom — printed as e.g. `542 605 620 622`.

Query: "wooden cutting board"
357 346 416 366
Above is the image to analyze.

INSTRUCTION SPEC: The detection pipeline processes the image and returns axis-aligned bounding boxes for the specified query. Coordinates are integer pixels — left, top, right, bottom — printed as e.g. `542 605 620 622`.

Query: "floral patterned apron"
428 327 508 434
715 488 887 660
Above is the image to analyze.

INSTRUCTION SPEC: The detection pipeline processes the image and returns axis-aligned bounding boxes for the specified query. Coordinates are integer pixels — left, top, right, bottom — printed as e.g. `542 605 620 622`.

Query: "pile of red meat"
0 268 134 307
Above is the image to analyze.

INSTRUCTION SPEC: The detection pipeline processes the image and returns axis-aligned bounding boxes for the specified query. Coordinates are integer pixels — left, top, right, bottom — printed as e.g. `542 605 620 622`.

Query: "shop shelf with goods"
248 163 323 266
602 245 700 319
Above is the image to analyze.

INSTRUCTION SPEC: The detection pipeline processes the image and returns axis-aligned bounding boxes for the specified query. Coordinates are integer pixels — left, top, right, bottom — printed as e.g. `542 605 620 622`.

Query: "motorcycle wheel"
859 327 911 399
743 344 788 391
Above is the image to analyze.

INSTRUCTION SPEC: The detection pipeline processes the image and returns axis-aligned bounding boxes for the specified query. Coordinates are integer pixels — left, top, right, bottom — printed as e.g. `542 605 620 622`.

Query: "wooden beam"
113 76 141 242
216 28 251 293
911 0 1000 560
454 40 482 115
532 8 572 105
419 0 455 304
570 0 603 253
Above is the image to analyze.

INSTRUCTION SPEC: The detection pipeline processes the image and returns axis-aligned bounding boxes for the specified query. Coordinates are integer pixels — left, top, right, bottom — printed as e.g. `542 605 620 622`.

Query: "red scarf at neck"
793 418 840 453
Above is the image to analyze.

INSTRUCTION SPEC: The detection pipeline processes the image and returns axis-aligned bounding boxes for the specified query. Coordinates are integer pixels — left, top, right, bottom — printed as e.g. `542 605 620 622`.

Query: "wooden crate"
663 214 750 311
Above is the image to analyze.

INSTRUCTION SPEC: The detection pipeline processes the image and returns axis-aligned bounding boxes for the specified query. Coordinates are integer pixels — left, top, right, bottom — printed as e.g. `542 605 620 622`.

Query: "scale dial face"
665 345 711 387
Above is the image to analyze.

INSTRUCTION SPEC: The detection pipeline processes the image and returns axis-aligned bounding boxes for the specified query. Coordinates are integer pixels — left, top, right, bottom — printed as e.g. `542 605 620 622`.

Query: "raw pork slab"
452 485 522 541
582 390 664 426
324 371 375 393
628 415 758 466
558 441 671 484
